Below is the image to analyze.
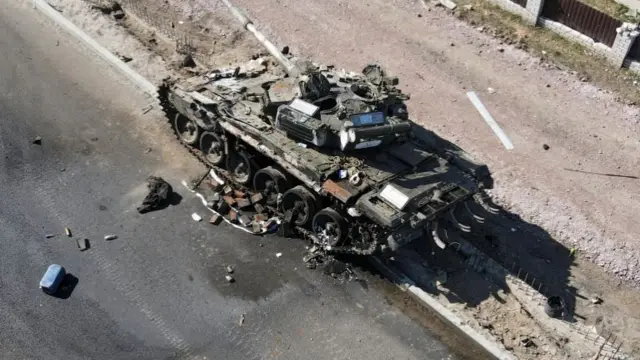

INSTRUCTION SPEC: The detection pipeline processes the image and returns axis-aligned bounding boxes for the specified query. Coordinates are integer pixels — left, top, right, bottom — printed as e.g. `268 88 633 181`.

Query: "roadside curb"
31 1 515 359
369 257 517 360
31 0 157 97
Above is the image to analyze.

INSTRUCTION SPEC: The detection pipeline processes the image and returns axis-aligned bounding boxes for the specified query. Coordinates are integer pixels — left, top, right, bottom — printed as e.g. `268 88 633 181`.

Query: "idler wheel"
226 149 253 185
312 208 348 247
281 186 317 227
200 132 225 166
173 113 200 145
253 167 289 206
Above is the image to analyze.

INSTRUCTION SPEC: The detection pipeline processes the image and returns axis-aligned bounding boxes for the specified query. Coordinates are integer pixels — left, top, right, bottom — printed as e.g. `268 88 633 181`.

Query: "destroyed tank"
158 0 498 255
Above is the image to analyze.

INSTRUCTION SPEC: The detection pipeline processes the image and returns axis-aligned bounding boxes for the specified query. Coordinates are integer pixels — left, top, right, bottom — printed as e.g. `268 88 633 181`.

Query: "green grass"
452 0 640 105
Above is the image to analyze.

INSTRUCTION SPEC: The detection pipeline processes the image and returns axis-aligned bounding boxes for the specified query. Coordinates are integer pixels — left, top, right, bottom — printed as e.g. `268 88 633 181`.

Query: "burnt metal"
158 0 494 255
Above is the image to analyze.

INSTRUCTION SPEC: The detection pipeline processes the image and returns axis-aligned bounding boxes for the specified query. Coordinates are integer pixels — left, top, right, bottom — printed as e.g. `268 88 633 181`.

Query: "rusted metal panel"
542 0 621 47
322 179 355 203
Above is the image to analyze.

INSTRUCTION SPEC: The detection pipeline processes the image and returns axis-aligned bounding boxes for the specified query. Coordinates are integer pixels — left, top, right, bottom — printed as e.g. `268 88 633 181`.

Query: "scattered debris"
438 0 457 10
209 214 222 225
225 275 235 283
90 1 122 15
543 144 550 150
112 9 126 20
226 265 234 274
191 213 203 222
137 176 174 214
115 52 132 63
76 238 90 251
65 227 72 237
32 136 42 145
276 252 282 258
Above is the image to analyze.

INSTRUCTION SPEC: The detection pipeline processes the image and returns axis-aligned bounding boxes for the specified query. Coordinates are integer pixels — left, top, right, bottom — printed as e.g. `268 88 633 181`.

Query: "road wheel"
200 131 225 166
281 186 317 227
312 208 348 247
173 113 200 145
226 149 253 185
253 167 289 206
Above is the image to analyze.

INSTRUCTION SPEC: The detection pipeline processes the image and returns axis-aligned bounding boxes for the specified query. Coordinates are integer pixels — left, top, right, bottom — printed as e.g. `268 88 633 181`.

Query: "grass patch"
451 0 640 105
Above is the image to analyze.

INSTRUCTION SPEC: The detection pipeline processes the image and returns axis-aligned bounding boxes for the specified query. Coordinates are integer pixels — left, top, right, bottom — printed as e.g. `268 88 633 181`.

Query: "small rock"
488 87 496 94
45 234 56 239
417 13 422 17
276 252 283 258
226 265 234 274
32 136 42 145
112 10 125 20
497 48 504 53
238 313 245 326
590 296 602 304
65 227 72 237
225 275 235 283
182 54 196 68
450 42 455 47
462 4 473 10
281 46 290 55
144 148 152 153
546 84 551 88
104 234 117 241
77 238 90 251
476 26 485 32
542 144 550 150
191 213 202 222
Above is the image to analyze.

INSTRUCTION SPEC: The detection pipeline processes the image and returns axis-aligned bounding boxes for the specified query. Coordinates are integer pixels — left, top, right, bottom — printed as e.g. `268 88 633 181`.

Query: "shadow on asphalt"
52 273 79 299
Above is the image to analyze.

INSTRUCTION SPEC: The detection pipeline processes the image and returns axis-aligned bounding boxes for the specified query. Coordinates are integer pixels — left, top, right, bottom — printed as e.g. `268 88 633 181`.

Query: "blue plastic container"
40 264 66 294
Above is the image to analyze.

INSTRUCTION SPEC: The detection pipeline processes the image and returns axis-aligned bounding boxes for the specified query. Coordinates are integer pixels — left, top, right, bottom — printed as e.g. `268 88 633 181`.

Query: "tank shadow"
376 127 579 322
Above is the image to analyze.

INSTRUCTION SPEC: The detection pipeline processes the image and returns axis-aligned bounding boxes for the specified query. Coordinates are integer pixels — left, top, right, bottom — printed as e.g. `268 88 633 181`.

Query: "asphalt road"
0 2 484 359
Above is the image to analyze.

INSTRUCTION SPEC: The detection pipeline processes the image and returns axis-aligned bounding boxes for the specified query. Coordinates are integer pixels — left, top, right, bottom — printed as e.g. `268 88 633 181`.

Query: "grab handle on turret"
219 0 300 78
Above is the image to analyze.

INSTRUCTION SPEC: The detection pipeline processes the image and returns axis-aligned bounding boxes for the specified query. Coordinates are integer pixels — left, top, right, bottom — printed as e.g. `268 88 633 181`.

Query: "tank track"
157 84 381 256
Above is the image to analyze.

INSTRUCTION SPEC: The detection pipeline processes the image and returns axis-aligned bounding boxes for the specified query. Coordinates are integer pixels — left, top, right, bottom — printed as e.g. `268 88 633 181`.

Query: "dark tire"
281 186 317 227
173 113 201 145
200 131 225 166
253 166 289 206
312 208 348 247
